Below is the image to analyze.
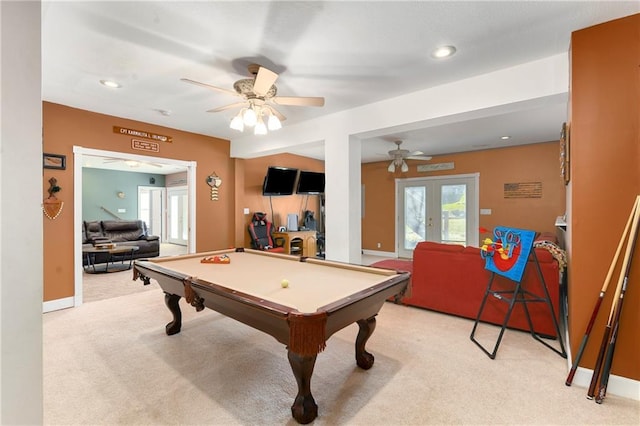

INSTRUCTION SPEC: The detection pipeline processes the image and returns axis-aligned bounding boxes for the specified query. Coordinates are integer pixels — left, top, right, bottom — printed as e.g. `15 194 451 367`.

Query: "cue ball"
281 279 289 288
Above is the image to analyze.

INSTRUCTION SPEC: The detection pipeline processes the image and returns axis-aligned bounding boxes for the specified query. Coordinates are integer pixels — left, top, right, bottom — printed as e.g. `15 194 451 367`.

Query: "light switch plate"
480 208 492 215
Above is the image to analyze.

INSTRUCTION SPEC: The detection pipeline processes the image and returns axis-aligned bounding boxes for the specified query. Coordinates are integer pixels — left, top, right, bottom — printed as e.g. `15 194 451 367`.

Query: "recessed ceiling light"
100 79 122 88
500 135 511 140
431 45 456 59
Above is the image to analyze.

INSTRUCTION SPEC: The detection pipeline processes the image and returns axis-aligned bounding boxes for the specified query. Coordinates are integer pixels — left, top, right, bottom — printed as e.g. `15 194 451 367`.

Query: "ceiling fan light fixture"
243 106 257 127
267 111 282 131
230 110 244 132
387 162 396 172
401 161 409 173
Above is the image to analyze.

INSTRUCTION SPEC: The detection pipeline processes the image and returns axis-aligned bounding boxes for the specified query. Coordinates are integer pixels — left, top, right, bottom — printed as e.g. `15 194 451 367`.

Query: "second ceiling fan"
387 140 432 172
182 64 325 134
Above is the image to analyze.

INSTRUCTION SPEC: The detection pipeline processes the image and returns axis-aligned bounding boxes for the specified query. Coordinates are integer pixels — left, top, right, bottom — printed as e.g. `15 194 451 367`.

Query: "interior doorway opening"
73 146 197 308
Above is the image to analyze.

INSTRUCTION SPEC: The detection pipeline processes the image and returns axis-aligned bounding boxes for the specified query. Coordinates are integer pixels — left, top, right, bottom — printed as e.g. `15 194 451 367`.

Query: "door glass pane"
180 194 188 240
404 186 426 250
139 191 150 227
169 194 179 239
441 184 466 244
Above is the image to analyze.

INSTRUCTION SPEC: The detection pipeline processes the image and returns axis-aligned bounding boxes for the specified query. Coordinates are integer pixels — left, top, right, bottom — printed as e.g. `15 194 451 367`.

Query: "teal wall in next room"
82 168 165 221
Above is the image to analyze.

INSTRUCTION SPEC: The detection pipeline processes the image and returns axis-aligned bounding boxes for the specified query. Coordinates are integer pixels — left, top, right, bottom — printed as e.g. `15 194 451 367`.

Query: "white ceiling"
42 1 640 167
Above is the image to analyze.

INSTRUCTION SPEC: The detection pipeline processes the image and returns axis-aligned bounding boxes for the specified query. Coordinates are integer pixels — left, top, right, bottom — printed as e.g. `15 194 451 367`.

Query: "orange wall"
570 14 639 381
236 155 325 248
43 102 235 301
362 142 566 252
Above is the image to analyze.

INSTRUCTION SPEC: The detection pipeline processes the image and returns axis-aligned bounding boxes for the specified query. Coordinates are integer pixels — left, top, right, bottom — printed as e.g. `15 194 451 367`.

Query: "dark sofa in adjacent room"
82 220 160 265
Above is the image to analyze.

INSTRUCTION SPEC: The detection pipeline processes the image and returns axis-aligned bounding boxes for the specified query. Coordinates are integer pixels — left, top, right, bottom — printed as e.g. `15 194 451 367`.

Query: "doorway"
396 173 479 258
73 146 197 307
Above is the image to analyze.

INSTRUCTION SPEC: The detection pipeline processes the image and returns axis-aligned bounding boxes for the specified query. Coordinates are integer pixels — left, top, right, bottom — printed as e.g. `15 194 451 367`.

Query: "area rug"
369 258 413 274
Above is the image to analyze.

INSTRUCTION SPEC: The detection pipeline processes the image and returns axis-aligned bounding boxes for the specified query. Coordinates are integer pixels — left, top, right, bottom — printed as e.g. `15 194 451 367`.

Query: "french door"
397 174 478 258
138 186 165 240
167 186 188 246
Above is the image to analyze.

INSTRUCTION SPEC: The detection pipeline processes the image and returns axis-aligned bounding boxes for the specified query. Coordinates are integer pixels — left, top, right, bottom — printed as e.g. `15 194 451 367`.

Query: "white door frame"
73 146 197 307
395 173 479 257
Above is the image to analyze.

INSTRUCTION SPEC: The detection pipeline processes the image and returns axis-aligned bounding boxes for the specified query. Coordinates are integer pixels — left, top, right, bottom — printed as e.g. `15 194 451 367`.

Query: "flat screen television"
296 170 325 194
262 166 298 196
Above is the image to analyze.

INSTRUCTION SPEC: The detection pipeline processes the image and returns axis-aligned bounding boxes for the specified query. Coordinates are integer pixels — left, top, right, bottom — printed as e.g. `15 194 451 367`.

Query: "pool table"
133 248 410 424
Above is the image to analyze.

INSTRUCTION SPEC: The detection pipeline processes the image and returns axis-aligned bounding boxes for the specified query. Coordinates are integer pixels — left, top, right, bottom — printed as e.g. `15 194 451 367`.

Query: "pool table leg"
164 293 182 335
287 350 318 424
355 316 376 369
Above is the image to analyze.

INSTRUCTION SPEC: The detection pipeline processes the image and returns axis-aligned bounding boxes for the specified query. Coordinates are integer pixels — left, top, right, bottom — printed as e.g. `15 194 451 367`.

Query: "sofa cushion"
109 231 144 242
101 220 145 242
415 241 464 253
535 232 558 244
84 220 103 243
370 259 413 273
462 246 482 256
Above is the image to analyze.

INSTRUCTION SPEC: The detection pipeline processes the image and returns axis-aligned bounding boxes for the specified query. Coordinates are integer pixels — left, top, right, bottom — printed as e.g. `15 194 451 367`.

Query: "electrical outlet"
243 207 250 215
377 242 381 248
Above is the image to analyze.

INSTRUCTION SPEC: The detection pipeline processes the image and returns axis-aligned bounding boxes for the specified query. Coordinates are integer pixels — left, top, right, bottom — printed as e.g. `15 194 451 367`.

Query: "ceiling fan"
387 140 432 172
181 64 325 134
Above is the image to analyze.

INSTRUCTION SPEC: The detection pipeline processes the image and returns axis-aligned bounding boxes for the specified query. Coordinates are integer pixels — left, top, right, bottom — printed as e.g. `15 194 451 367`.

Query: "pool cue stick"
586 197 639 399
595 199 640 403
565 196 639 386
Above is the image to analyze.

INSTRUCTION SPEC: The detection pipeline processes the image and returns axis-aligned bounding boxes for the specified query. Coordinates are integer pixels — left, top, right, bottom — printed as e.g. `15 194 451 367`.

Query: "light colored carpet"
82 243 187 304
44 288 639 425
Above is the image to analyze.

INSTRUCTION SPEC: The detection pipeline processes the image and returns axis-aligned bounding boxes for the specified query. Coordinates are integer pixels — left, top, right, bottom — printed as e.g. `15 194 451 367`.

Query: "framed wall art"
43 153 66 170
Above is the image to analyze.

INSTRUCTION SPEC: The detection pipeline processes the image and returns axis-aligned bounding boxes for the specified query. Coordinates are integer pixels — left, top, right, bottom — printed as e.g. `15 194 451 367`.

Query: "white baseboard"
362 249 397 258
570 366 640 401
43 296 74 313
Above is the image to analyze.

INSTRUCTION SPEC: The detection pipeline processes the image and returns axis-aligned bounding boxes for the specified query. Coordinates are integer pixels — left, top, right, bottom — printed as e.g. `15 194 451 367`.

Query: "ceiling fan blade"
253 67 278 97
268 106 287 121
406 155 433 161
409 150 424 156
272 96 325 107
206 102 247 113
180 78 239 97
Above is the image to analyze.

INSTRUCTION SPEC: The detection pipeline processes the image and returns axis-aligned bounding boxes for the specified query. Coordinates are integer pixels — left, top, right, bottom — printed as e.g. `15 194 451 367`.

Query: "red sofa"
400 239 562 337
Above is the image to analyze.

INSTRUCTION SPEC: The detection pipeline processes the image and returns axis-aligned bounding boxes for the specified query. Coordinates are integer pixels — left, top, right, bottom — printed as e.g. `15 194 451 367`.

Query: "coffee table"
83 245 140 273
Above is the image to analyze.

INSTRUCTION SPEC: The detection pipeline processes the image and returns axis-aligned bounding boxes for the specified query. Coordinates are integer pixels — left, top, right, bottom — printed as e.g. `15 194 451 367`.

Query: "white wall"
0 1 43 423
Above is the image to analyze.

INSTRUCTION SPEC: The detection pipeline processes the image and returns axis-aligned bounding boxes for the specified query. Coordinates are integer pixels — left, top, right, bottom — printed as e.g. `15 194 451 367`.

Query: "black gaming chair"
247 212 285 253
303 210 324 258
